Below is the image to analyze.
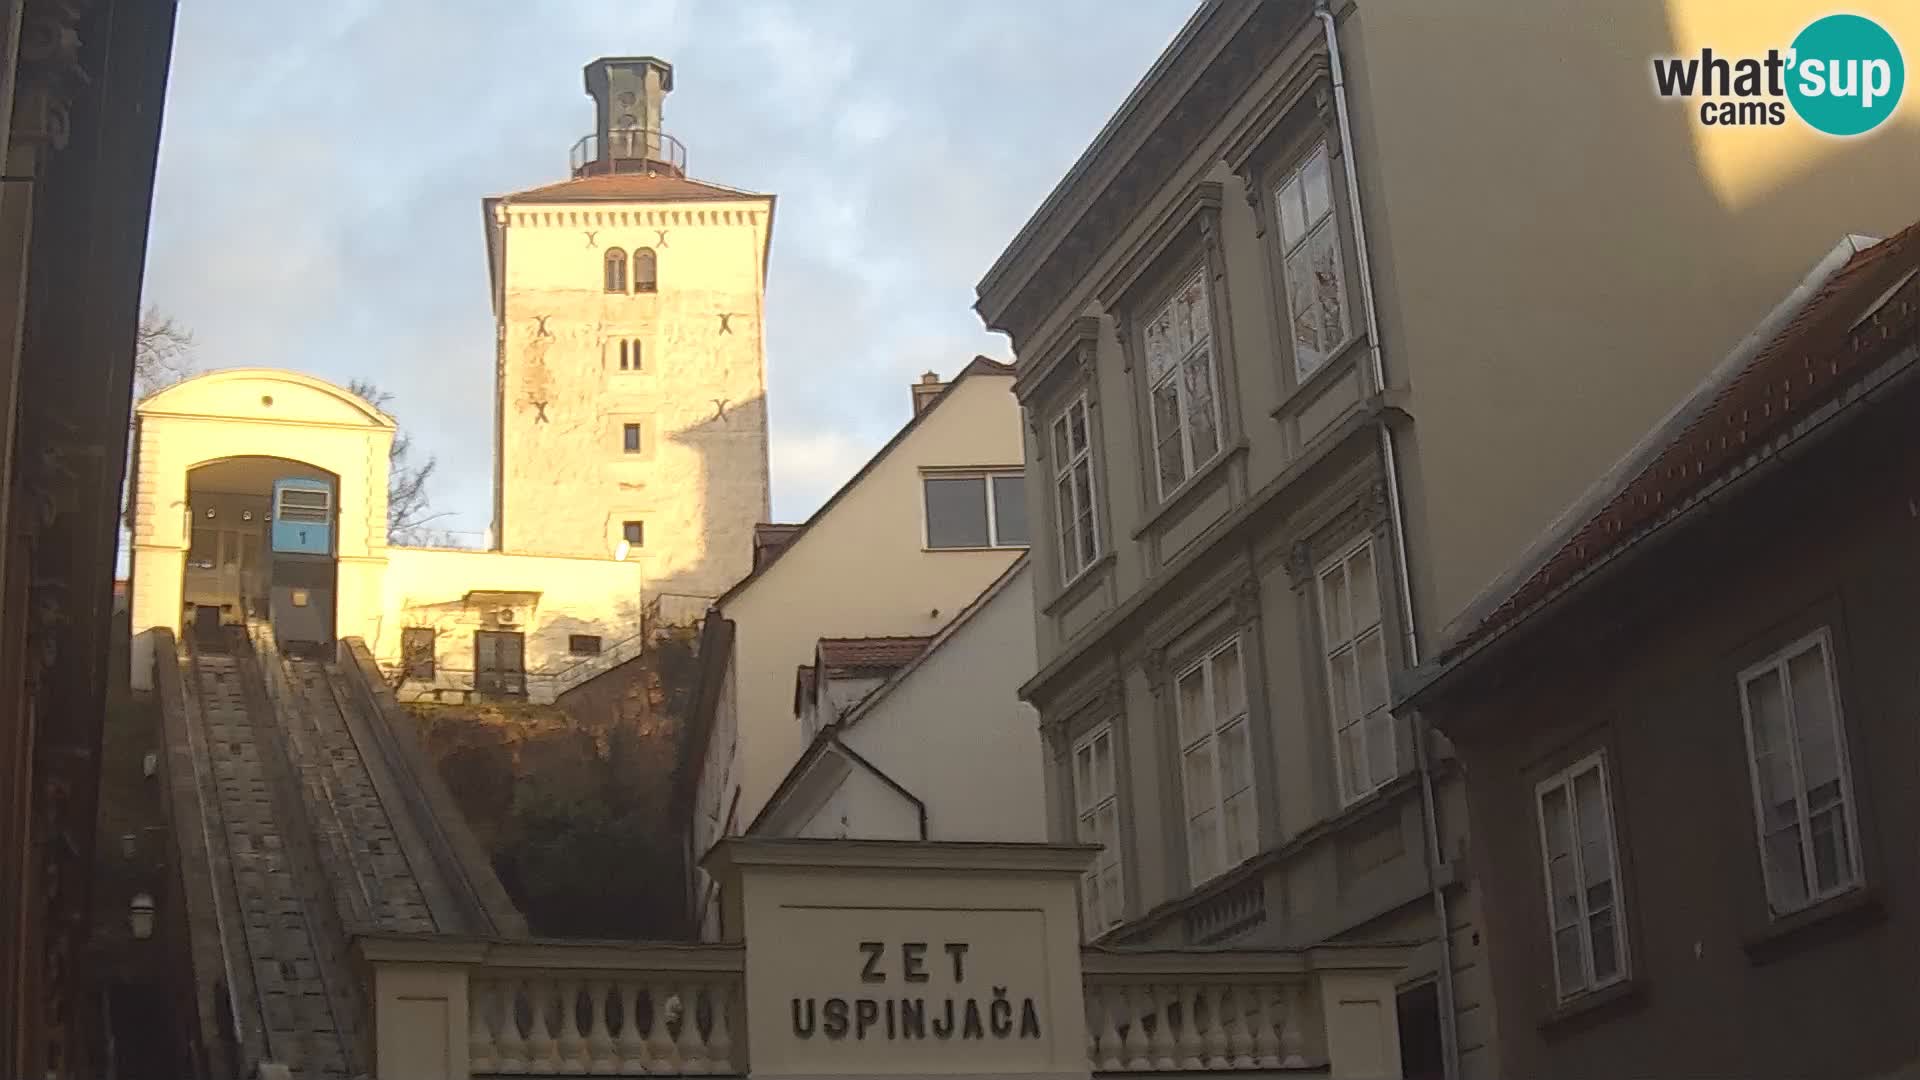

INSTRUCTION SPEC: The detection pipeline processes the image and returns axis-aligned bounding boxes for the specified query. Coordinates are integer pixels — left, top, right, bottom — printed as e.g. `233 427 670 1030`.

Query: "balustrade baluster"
1094 986 1124 1073
1203 984 1230 1068
1277 985 1308 1069
527 977 560 1074
1251 986 1281 1069
616 980 649 1074
557 978 587 1073
585 979 617 1074
677 981 710 1074
1149 985 1178 1071
469 980 499 1074
497 978 531 1074
1223 984 1255 1069
1176 983 1205 1070
646 982 680 1073
706 980 735 1074
1121 985 1151 1071
1083 989 1102 1070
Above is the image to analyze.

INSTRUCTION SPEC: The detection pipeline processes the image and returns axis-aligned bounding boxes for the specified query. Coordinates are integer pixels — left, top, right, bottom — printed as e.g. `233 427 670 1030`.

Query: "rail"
570 128 688 176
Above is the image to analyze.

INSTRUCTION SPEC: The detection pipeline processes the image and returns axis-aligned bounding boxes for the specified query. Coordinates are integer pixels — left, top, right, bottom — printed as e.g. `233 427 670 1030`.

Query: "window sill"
921 545 1029 554
1270 335 1368 422
1132 441 1248 541
1741 883 1884 965
1044 551 1116 617
1538 978 1645 1037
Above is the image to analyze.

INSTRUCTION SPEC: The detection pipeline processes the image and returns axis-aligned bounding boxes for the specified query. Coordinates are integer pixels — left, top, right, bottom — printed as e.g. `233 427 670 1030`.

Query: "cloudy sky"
142 0 1198 537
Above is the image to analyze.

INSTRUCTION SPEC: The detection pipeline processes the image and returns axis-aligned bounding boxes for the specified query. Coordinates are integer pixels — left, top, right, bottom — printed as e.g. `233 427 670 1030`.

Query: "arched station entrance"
183 456 339 656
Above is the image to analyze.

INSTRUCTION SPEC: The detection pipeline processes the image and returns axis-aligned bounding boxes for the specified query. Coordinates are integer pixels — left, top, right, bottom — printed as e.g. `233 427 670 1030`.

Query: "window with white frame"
923 471 1028 549
1174 637 1256 884
1142 268 1223 499
1737 629 1862 917
1051 395 1101 582
1318 538 1394 804
1072 724 1124 935
1274 141 1350 379
1535 752 1627 1001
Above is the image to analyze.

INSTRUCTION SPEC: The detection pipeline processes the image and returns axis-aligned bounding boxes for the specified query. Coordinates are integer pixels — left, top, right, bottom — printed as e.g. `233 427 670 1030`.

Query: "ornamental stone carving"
14 0 93 155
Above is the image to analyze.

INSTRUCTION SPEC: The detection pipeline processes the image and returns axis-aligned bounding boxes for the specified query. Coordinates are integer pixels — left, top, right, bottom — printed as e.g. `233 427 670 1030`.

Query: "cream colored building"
751 557 1048 845
684 360 1029 939
974 3 1919 1079
127 56 771 704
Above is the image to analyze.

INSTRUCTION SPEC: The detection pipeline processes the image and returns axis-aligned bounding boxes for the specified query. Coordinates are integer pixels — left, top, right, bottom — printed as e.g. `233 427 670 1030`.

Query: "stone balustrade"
358 935 1410 1080
1079 946 1409 1074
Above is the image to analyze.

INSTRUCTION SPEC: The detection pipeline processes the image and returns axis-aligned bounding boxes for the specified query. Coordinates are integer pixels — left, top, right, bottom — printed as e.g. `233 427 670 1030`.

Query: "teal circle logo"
1787 14 1905 136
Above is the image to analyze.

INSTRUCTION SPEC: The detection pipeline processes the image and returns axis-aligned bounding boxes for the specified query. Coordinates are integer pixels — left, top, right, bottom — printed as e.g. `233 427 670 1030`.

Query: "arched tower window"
633 248 657 293
604 248 628 293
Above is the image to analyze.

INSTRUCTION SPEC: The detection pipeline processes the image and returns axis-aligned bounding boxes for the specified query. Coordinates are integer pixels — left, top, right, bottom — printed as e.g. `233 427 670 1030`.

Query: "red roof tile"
816 636 935 674
498 172 765 205
1450 222 1920 657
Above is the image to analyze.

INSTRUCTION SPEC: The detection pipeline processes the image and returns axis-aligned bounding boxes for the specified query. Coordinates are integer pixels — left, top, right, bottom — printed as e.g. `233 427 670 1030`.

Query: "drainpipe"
1314 4 1460 1079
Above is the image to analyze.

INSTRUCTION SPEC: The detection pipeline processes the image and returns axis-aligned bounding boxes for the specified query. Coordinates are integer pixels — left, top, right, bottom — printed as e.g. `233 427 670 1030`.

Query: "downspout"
1314 5 1460 1080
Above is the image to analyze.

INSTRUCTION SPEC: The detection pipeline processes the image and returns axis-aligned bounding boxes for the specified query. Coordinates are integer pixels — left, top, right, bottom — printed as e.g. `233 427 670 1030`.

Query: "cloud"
142 0 1201 538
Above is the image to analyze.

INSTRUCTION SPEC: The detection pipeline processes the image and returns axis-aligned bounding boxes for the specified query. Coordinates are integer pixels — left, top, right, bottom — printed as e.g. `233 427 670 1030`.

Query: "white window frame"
1735 628 1864 918
1273 140 1351 380
1071 723 1124 936
921 470 1028 550
1050 394 1101 583
1142 267 1224 500
1534 751 1629 1002
275 485 331 524
1173 636 1257 886
1317 537 1395 805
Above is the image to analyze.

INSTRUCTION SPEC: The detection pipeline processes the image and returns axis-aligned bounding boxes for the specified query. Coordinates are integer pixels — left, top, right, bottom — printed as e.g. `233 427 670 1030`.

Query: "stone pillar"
367 960 471 1080
1317 970 1404 1079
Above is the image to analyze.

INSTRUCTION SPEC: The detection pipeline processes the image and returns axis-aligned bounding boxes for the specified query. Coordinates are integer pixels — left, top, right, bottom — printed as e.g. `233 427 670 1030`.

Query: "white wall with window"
1143 268 1223 499
923 469 1028 549
1318 538 1394 805
1736 628 1862 917
1535 752 1627 1001
1273 141 1350 379
1051 394 1101 582
1073 723 1124 935
1175 637 1256 885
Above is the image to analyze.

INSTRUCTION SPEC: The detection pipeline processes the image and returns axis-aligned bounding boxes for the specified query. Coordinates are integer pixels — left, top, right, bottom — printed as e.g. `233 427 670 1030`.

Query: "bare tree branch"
348 377 445 545
134 306 195 398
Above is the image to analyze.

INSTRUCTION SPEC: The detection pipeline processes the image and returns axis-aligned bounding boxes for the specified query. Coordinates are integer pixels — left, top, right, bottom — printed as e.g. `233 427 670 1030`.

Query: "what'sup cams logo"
1653 14 1905 135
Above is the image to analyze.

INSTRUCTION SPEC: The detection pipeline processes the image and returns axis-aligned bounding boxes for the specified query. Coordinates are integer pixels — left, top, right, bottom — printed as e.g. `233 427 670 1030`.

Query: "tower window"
604 248 628 293
619 339 643 371
634 248 657 293
623 422 642 453
623 520 645 547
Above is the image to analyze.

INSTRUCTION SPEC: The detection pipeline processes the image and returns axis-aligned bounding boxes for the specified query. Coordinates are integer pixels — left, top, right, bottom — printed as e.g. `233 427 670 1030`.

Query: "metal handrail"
570 129 687 175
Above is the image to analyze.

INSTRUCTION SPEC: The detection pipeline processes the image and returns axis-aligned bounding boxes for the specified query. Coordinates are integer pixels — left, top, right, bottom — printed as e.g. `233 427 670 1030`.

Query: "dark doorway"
474 630 526 696
1397 980 1444 1080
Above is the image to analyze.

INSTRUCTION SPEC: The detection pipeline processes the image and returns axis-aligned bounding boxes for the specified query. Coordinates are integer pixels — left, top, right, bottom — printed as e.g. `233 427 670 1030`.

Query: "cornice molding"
1094 179 1226 313
1013 314 1105 406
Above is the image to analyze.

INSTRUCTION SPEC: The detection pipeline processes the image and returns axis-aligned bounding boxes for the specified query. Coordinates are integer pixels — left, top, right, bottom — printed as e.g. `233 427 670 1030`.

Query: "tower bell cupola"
572 56 686 178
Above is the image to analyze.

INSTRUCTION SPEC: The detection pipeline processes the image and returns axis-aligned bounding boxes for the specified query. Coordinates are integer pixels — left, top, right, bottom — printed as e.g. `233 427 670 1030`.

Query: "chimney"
578 56 682 177
911 371 946 416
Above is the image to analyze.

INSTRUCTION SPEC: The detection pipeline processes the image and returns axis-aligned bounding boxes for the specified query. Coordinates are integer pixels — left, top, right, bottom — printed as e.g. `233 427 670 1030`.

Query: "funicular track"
181 626 361 1079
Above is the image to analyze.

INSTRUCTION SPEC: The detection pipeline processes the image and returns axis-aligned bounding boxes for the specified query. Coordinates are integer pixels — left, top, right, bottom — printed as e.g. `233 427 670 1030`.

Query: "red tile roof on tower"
1440 220 1920 662
496 172 766 204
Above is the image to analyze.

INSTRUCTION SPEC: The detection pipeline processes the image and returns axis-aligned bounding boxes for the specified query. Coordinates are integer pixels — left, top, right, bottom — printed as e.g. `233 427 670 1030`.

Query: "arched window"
604 248 628 293
633 247 657 293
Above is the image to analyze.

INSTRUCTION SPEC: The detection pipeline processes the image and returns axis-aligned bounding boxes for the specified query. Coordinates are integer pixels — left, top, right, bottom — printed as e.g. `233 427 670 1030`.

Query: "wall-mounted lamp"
129 893 155 940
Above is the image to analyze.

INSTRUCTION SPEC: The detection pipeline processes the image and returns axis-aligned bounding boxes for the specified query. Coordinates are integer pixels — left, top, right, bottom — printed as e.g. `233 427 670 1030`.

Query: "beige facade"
688 362 1028 938
975 4 1917 1080
752 558 1048 845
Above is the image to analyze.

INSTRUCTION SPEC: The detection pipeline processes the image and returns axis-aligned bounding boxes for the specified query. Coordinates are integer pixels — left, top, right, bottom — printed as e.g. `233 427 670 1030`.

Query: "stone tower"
483 56 773 615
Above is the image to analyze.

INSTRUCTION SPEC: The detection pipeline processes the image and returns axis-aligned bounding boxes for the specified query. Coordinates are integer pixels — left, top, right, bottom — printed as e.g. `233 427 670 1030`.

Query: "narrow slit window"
620 338 643 371
623 422 642 454
622 520 645 547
